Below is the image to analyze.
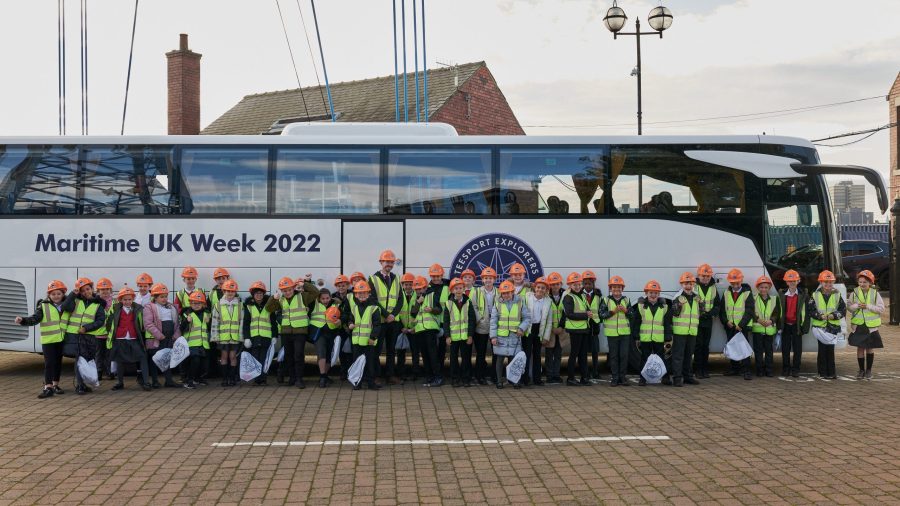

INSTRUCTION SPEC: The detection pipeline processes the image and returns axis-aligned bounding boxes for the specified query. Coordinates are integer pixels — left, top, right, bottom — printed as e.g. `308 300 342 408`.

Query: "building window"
386 149 493 214
274 149 380 214
499 148 607 214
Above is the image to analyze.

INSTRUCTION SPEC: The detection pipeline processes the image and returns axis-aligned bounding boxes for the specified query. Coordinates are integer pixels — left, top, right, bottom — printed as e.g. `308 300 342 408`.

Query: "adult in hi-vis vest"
808 270 846 379
599 276 631 387
243 281 278 386
343 281 383 390
442 278 477 387
777 269 809 378
720 269 755 380
631 280 673 386
670 272 702 387
751 276 781 378
61 277 108 395
847 270 884 380
16 280 70 399
369 250 404 385
692 264 721 379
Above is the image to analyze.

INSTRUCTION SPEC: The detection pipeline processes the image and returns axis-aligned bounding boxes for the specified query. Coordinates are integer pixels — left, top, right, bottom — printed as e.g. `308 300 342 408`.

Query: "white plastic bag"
640 353 666 384
276 346 285 363
505 350 527 384
110 361 117 375
773 332 782 352
263 340 275 373
152 348 172 372
724 332 753 361
330 336 341 367
348 354 366 387
169 336 190 368
77 357 100 387
395 333 410 351
813 327 838 345
239 351 262 382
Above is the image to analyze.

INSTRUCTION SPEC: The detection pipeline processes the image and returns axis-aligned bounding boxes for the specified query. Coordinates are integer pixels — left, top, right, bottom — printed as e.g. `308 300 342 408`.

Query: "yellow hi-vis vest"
351 304 377 346
752 295 777 336
65 299 106 336
850 288 881 328
564 293 588 331
724 290 750 325
414 293 440 332
445 298 471 342
811 291 841 328
672 294 699 337
184 312 210 348
280 295 309 329
398 292 416 329
697 283 717 313
248 305 272 338
603 296 631 337
469 287 486 320
496 300 523 337
39 302 69 344
310 301 341 330
177 288 205 311
370 274 400 313
585 292 601 324
639 303 667 343
216 300 241 342
549 294 564 329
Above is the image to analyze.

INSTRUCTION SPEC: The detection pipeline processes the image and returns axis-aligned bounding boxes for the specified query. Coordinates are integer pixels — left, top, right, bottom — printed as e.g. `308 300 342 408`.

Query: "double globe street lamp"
603 2 673 135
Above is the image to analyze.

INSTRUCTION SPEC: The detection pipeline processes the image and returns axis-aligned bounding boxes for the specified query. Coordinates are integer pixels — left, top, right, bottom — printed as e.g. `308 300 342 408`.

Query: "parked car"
841 239 889 288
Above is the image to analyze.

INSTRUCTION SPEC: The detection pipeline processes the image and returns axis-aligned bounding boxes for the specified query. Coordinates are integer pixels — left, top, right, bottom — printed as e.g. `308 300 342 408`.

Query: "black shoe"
723 370 739 376
76 386 86 395
699 371 710 379
791 371 799 378
781 368 789 377
352 384 362 390
638 377 647 386
141 384 152 391
367 382 382 390
197 379 208 386
662 376 672 386
277 375 285 384
297 380 306 389
591 371 601 380
619 378 630 386
164 382 179 388
221 380 229 387
477 378 487 385
38 388 54 399
756 371 763 377
673 378 684 387
151 382 161 389
451 379 460 388
183 381 196 390
579 378 591 386
765 372 774 377
112 383 124 391
533 380 544 386
513 383 522 389
319 377 327 388
743 373 753 380
53 386 64 395
566 378 580 386
547 377 563 385
325 376 334 385
685 377 699 385
496 382 504 389
610 379 619 387
288 379 297 387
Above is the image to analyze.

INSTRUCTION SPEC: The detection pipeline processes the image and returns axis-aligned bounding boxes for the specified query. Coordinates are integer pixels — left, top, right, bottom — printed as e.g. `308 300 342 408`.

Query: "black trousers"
94 338 111 378
640 340 665 369
377 321 401 378
670 334 696 380
606 335 629 382
472 333 489 381
448 340 472 380
522 324 543 384
817 342 836 377
279 333 300 382
589 324 601 376
726 328 751 373
42 342 64 385
693 326 713 375
250 336 272 383
187 355 202 382
436 332 447 376
408 330 423 378
416 330 441 380
781 323 803 373
567 331 589 381
352 344 378 385
753 333 774 374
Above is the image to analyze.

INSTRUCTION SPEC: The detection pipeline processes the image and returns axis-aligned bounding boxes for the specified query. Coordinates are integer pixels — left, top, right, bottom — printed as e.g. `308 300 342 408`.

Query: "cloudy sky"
1 0 897 215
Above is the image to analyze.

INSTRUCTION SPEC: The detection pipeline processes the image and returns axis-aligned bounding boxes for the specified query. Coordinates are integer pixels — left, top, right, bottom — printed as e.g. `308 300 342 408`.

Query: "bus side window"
498 148 608 215
3 146 79 215
386 149 493 215
275 150 380 214
180 148 268 214
80 146 178 215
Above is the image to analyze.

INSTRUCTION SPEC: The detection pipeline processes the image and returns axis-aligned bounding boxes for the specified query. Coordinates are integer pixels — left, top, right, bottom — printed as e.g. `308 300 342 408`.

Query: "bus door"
342 220 404 278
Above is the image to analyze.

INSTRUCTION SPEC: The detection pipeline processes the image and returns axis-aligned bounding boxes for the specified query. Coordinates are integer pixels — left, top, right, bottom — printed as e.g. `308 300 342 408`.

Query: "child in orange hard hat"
211 280 242 387
105 287 151 391
562 272 591 386
752 276 780 378
470 267 498 385
60 278 108 395
143 283 181 388
631 281 673 386
94 277 115 380
135 273 154 307
179 291 212 389
397 273 418 381
777 270 808 378
581 270 603 381
175 266 204 315
342 281 383 390
544 272 566 385
243 281 277 386
443 278 477 387
331 275 354 381
670 272 701 387
524 277 552 386
692 264 721 379
265 274 319 388
599 276 631 386
15 280 70 398
808 270 845 379
414 275 445 387
309 288 342 388
720 269 755 380
428 264 450 378
847 270 884 379
490 281 531 389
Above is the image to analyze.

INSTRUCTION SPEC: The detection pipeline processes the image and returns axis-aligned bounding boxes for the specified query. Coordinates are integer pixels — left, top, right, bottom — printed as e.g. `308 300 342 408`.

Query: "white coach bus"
0 123 888 353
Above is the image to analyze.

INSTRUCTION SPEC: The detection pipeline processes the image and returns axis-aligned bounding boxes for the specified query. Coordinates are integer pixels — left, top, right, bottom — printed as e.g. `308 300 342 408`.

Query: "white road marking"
212 435 671 448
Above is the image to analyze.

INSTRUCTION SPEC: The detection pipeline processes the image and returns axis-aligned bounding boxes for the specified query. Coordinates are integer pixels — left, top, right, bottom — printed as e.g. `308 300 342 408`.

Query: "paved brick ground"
0 328 898 505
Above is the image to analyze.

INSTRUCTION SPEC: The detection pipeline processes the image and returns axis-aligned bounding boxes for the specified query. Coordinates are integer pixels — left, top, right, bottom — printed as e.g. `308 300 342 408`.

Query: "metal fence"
766 224 889 259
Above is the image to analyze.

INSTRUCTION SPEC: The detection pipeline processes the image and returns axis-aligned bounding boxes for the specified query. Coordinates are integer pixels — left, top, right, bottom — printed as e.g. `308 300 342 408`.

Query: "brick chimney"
166 34 202 135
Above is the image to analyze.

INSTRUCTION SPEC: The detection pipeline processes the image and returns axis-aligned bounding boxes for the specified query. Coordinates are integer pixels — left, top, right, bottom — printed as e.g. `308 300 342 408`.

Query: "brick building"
890 73 900 203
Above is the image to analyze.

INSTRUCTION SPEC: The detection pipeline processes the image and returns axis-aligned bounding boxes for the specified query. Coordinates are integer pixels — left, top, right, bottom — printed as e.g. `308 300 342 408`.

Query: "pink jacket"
142 302 182 350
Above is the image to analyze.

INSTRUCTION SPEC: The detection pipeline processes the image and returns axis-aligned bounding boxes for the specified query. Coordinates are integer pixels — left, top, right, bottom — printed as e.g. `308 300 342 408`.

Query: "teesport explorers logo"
450 233 543 283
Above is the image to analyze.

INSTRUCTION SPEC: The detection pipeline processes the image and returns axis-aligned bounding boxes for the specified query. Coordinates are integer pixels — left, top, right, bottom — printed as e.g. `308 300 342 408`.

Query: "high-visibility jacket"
697 284 717 313
515 284 530 300
431 284 450 306
176 288 206 313
549 294 564 329
398 292 416 329
39 302 69 344
184 311 210 348
370 273 400 313
584 292 601 325
280 295 309 329
811 291 842 328
752 295 778 336
638 303 667 343
414 293 440 332
496 300 523 337
445 299 472 341
310 301 341 330
469 287 486 320
850 288 881 328
672 294 699 337
564 293 588 331
724 291 751 326
351 304 378 346
603 296 631 337
247 305 273 338
216 299 242 342
65 299 106 336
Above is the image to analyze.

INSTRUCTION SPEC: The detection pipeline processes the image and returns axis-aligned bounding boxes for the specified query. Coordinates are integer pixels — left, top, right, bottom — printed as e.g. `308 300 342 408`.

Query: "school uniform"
143 301 181 387
692 280 720 378
429 281 450 374
751 293 781 377
544 292 566 384
106 303 150 389
631 298 673 385
369 271 403 382
469 285 496 384
342 294 383 389
60 291 108 392
265 282 319 386
670 291 703 385
523 292 552 386
442 294 477 385
179 307 211 387
808 289 845 378
243 295 278 385
97 295 115 379
490 296 531 387
600 295 631 385
397 289 418 380
848 286 885 376
583 288 603 379
720 284 755 379
562 290 591 385
18 299 70 393
777 287 809 377
412 291 444 385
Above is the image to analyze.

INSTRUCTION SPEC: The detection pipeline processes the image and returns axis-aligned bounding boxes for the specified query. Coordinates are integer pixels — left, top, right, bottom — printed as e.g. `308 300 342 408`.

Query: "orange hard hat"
858 270 875 283
498 280 515 293
755 276 773 288
460 269 476 279
379 249 397 262
480 267 498 279
400 272 416 283
726 269 744 283
249 281 267 292
508 263 526 276
325 305 341 324
46 280 67 294
449 278 464 291
644 280 662 292
413 276 429 290
818 270 836 283
608 275 625 287
697 264 714 277
277 277 296 291
188 291 207 304
533 277 548 288
428 264 445 277
222 279 239 292
74 277 93 291
581 270 597 281
136 273 153 285
353 280 371 293
679 272 696 284
213 268 230 280
95 278 113 290
350 272 366 283
334 274 350 286
117 286 135 300
181 266 198 279
150 283 169 296
783 270 801 283
546 272 563 285
566 272 582 285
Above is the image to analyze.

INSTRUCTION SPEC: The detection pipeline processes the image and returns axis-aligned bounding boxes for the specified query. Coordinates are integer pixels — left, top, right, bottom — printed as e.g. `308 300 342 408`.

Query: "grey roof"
202 61 485 135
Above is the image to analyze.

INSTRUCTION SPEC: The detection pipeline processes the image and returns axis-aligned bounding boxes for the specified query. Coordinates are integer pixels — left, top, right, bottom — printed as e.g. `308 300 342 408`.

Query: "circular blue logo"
450 233 544 284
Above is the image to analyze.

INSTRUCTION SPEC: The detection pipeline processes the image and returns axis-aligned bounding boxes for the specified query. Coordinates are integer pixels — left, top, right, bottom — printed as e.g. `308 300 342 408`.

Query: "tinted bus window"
387 149 492 214
1 146 78 215
275 149 380 214
499 148 607 214
80 146 178 215
180 148 268 214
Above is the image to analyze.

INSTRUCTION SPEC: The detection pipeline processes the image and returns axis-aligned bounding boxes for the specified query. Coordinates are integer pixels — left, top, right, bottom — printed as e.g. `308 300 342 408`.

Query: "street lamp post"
604 2 673 135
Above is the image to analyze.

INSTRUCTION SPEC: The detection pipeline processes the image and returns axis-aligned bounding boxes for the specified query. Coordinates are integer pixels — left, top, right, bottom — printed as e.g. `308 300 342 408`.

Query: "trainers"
164 382 179 388
579 378 591 386
151 382 161 389
865 370 873 379
38 388 54 399
183 382 196 390
352 384 362 391
566 378 580 386
53 386 64 395
197 379 208 386
638 377 647 386
477 378 487 385
619 378 630 386
856 369 865 380
367 382 382 390
75 386 86 395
